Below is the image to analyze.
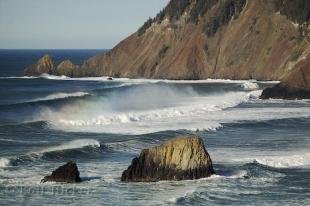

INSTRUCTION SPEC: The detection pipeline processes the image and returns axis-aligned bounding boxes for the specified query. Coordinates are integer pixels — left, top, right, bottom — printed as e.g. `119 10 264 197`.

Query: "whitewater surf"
0 51 309 205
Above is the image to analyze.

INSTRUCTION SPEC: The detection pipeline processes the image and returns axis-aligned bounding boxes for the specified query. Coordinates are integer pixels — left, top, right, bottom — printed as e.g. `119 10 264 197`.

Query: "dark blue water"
0 50 309 205
0 49 106 77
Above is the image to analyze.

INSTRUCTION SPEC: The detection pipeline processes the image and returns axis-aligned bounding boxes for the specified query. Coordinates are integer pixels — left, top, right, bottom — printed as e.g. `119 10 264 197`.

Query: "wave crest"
242 82 259 90
6 139 101 166
253 154 310 168
42 89 249 134
30 92 89 103
0 158 10 168
37 139 100 154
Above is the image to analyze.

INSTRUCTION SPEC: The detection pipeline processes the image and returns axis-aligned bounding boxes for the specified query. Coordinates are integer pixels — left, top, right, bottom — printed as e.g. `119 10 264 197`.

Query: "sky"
0 0 169 49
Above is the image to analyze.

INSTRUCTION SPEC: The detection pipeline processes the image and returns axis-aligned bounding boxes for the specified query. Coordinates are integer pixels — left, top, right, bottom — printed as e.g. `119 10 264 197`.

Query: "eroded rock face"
24 54 55 76
121 136 215 182
260 84 310 99
41 161 82 183
56 60 79 77
260 56 310 99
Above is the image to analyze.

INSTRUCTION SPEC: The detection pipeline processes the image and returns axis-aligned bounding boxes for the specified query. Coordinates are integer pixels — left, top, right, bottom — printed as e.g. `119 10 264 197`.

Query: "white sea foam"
0 138 47 144
39 73 69 80
0 158 10 168
0 76 38 79
30 92 89 102
1 74 279 85
21 79 307 134
40 88 250 134
254 153 310 168
242 81 259 90
34 82 310 134
168 189 196 203
247 90 263 99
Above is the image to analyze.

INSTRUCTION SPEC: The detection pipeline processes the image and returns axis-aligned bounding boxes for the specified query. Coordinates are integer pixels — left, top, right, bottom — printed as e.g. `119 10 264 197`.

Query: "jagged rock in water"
56 60 79 77
260 84 310 99
24 54 55 76
121 136 215 182
41 161 82 183
261 57 310 99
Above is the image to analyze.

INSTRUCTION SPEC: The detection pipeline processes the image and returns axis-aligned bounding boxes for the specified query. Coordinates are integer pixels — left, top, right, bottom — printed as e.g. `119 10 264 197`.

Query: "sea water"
0 50 309 205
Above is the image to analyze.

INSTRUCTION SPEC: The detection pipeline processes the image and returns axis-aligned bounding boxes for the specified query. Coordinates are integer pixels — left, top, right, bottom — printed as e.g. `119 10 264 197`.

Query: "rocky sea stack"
56 60 79 77
41 161 82 183
121 136 215 182
261 60 310 99
24 54 55 76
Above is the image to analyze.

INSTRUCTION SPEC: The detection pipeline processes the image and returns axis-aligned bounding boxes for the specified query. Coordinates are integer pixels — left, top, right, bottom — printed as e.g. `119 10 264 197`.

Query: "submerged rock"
41 161 82 183
24 54 55 76
121 136 215 182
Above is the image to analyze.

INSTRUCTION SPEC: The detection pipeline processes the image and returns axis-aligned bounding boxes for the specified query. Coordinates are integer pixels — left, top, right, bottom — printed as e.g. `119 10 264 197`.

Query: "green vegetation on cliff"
203 0 246 36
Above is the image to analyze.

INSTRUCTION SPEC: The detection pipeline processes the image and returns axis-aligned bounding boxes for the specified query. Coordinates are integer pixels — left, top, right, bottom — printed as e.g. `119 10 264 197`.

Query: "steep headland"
24 0 309 97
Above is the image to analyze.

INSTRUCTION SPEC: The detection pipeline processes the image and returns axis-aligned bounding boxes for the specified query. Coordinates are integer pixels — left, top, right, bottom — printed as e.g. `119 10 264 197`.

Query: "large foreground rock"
41 161 82 183
121 136 215 182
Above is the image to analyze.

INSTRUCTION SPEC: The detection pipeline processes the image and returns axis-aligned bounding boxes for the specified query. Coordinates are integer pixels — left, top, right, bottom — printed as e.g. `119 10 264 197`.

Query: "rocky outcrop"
24 0 310 97
24 54 55 76
121 136 214 182
260 55 310 99
260 84 310 99
56 60 79 77
41 161 82 183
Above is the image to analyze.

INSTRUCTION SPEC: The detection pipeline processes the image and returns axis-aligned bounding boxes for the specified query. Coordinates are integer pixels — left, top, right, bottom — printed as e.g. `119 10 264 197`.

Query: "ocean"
0 50 309 205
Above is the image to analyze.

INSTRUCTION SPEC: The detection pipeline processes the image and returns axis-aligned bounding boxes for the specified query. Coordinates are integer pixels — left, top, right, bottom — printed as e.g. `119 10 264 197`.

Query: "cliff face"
24 0 309 82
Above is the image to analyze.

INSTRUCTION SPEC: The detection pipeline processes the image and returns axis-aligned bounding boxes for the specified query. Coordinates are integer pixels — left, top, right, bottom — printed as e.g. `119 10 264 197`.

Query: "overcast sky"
0 0 168 49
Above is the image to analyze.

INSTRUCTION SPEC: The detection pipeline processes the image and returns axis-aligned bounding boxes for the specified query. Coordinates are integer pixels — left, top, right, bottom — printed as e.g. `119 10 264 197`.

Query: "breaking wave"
36 139 101 154
30 92 90 103
39 73 68 80
253 153 310 168
40 87 253 134
2 139 102 167
242 82 259 90
30 81 309 134
0 158 10 168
